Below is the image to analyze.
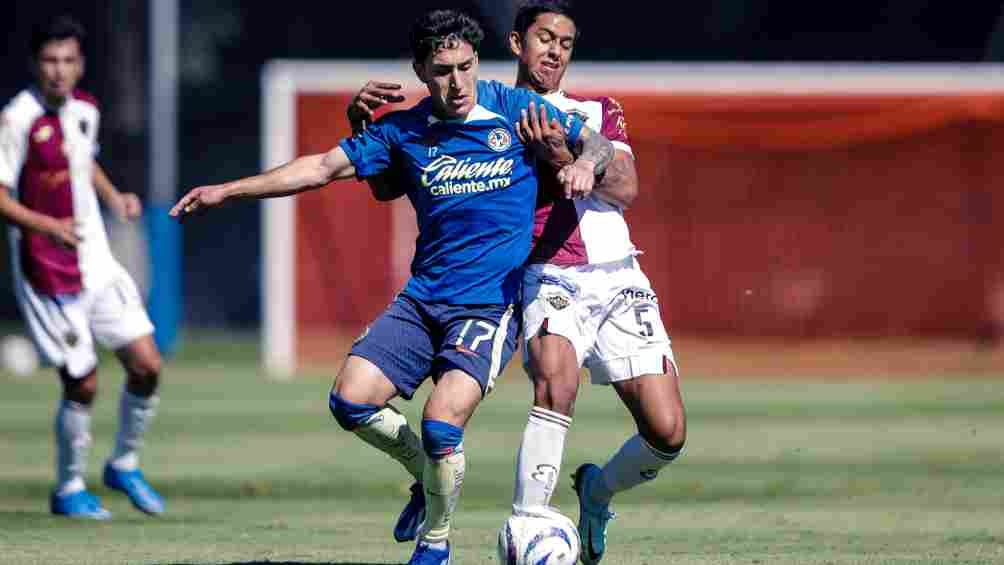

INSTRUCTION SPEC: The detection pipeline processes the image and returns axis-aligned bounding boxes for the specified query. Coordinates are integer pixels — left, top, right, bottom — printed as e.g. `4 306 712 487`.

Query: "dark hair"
513 0 578 37
409 10 485 63
31 15 87 57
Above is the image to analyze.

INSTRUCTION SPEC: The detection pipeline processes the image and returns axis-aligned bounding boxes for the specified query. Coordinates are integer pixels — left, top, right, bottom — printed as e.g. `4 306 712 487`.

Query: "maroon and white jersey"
529 91 637 266
0 88 118 295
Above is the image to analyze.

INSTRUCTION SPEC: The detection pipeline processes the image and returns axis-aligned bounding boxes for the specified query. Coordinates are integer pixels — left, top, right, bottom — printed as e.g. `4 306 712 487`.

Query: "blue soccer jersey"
339 80 585 305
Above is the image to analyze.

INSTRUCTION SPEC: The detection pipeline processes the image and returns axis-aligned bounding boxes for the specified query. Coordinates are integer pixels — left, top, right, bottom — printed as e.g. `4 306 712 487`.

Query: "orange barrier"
295 94 394 331
608 93 1004 338
293 91 1004 362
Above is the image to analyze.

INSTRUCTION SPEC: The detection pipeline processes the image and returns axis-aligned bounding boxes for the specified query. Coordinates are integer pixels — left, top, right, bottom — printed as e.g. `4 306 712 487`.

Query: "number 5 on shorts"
634 306 654 337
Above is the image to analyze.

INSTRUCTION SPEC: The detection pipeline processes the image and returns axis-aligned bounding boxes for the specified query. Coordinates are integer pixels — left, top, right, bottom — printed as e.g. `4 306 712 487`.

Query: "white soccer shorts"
522 256 678 384
15 265 154 378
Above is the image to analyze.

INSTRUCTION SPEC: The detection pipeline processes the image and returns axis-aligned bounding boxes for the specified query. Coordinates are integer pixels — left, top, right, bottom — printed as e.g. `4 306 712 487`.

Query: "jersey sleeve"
0 113 27 189
534 92 584 147
600 97 632 155
337 114 401 178
487 81 585 147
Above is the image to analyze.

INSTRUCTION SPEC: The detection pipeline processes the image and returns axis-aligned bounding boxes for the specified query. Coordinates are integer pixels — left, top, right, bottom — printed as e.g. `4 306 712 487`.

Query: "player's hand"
557 160 596 200
108 192 143 222
347 81 406 135
517 101 574 168
169 185 228 222
45 217 81 249
120 193 143 220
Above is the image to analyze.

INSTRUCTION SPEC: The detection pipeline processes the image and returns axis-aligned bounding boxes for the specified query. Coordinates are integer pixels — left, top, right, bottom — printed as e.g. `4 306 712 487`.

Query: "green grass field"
1 336 1002 564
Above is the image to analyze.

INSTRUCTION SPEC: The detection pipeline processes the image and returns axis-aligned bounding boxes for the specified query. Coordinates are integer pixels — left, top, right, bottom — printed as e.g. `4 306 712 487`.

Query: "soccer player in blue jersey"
350 4 688 563
171 9 613 564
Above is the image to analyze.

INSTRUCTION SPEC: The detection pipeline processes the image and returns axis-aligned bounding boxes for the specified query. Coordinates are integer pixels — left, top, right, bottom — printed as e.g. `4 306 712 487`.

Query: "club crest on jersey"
486 127 511 152
33 125 53 144
546 293 570 311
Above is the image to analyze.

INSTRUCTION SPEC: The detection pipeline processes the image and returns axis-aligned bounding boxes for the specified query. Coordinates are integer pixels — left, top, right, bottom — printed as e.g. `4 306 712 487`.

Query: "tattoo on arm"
574 129 615 176
593 151 639 209
598 157 628 188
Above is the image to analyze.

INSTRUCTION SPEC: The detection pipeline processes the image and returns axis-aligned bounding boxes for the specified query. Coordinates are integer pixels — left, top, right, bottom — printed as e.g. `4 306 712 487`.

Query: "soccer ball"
0 334 39 378
497 507 580 565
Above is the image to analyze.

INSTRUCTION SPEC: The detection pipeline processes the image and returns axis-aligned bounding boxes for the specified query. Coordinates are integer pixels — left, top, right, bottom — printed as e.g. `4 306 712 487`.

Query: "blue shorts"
350 294 521 400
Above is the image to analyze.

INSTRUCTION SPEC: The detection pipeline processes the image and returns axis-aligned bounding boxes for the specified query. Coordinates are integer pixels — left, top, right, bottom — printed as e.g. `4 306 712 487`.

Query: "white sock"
109 390 159 471
55 400 91 494
591 434 681 506
513 407 571 512
353 405 426 482
421 445 465 543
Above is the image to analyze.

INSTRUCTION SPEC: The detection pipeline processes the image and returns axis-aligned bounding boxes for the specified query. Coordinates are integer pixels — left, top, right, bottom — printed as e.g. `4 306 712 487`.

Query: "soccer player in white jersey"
510 4 686 563
348 2 687 562
0 16 165 519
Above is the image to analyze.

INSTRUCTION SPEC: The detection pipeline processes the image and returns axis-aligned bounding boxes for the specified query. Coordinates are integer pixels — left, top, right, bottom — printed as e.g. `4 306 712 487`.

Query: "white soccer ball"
0 334 40 378
497 507 580 565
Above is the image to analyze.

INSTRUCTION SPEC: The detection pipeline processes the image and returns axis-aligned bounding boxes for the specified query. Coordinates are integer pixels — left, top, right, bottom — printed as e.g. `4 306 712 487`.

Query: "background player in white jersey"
349 2 686 562
0 16 165 519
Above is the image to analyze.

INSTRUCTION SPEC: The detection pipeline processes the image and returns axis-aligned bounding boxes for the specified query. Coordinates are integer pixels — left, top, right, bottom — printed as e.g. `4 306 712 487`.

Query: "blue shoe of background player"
103 463 165 515
50 489 112 520
573 463 616 565
394 481 426 542
407 540 452 565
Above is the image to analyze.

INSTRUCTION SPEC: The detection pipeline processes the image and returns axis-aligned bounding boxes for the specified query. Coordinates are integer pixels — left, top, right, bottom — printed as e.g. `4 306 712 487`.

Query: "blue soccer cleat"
103 463 165 515
394 482 427 542
572 463 616 565
407 540 452 565
50 489 112 520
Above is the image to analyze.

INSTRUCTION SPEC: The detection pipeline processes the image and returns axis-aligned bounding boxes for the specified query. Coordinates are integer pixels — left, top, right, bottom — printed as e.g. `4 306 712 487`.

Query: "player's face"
415 39 479 120
34 38 84 104
510 13 576 94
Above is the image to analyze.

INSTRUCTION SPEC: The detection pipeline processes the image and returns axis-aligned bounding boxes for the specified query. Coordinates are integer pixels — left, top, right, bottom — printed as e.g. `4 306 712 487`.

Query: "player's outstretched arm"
170 146 356 220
